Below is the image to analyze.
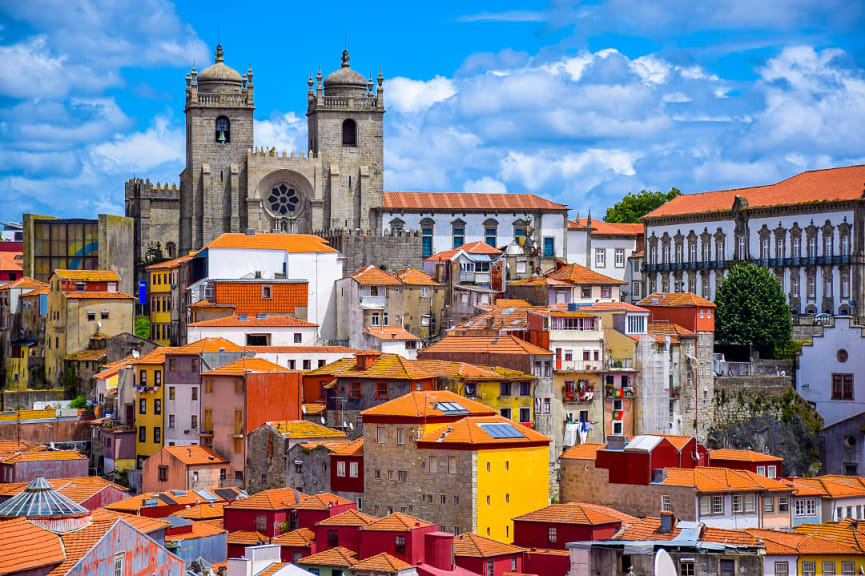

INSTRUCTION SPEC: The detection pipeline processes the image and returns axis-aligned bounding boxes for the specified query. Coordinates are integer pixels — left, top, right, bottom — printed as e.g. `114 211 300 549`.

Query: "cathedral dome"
323 50 368 95
197 45 243 93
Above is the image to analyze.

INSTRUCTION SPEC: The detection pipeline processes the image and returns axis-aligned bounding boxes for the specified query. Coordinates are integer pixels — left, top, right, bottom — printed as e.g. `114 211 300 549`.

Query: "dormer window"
215 116 230 144
342 119 357 147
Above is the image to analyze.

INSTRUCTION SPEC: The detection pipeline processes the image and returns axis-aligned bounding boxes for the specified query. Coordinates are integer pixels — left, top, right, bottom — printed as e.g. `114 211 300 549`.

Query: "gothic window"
215 116 230 144
267 184 300 216
421 218 434 257
166 242 176 259
342 119 357 147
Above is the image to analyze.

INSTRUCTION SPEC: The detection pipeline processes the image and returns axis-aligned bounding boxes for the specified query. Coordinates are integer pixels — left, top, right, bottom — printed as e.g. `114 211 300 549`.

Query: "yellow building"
129 347 173 467
146 256 191 345
45 270 134 385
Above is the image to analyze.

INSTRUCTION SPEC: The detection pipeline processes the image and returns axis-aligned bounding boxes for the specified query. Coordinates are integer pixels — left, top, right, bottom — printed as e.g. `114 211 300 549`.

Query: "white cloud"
90 115 183 173
463 176 507 194
0 36 69 99
254 112 307 153
385 76 457 115
459 10 544 22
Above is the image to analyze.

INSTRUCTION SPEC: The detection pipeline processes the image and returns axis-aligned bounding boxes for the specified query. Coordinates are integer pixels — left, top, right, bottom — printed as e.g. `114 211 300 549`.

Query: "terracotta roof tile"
189 314 317 328
298 546 358 567
66 348 107 362
0 477 127 505
364 325 420 340
226 488 306 511
317 508 377 527
542 263 627 286
293 493 353 510
394 268 439 286
1 449 85 463
710 449 782 464
424 241 504 263
795 520 865 551
330 438 364 457
751 528 860 555
146 254 194 270
106 487 246 513
351 552 412 571
420 335 552 357
568 218 643 237
417 415 550 447
649 322 695 337
660 467 792 493
268 421 346 439
645 165 865 219
211 281 308 315
202 357 292 376
247 345 358 354
271 527 315 547
614 517 680 541
165 521 226 541
493 299 533 308
361 390 496 419
316 352 435 380
200 233 338 253
638 292 716 308
349 265 402 286
0 277 47 291
453 533 524 558
126 346 177 365
227 530 270 545
365 512 434 532
700 526 762 546
52 269 120 282
384 191 566 211
646 435 694 451
0 517 65 574
173 502 228 521
785 476 865 498
578 302 649 313
513 502 636 525
160 445 227 465
258 562 287 576
90 508 172 533
411 360 506 380
0 252 22 272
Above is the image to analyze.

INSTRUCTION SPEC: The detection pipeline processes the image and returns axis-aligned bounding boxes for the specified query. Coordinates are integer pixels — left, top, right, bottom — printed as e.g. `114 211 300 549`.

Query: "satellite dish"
655 549 676 576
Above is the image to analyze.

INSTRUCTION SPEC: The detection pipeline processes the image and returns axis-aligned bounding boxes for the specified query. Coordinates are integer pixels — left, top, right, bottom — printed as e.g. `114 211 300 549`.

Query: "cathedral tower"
307 50 385 231
180 45 255 254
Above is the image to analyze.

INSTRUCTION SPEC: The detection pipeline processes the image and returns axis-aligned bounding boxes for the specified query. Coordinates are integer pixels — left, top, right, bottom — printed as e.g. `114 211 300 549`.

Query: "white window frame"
612 421 623 435
336 461 346 477
595 248 606 268
349 461 358 477
615 248 625 268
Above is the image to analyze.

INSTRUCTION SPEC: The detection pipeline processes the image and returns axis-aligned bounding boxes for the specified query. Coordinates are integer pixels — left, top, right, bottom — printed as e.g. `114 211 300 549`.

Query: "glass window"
452 227 465 249
823 561 836 576
802 562 816 576
543 237 554 257
485 228 497 247
595 248 606 268
615 248 625 267
774 562 789 576
337 461 346 477
680 561 695 576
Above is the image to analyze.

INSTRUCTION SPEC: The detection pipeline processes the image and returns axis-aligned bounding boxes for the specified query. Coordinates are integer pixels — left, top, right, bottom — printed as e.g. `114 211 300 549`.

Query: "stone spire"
215 44 225 64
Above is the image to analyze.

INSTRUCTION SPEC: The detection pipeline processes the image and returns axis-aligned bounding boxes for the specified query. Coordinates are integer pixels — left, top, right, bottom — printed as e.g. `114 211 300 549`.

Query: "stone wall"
318 229 423 276
559 458 696 519
2 388 65 410
125 178 181 285
712 376 793 427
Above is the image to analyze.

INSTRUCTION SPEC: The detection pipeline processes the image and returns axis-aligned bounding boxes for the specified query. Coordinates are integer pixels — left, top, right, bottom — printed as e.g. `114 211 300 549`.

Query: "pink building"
141 445 228 493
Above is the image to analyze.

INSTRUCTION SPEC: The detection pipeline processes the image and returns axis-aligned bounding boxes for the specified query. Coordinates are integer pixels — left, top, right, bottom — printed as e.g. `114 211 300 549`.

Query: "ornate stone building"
642 165 865 320
126 45 385 262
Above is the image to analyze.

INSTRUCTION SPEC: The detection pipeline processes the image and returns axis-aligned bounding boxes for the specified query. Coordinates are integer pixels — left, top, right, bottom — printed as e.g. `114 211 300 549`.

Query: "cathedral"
126 45 386 260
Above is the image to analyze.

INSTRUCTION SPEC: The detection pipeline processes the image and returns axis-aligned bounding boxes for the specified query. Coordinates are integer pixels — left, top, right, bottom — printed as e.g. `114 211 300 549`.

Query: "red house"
709 448 783 477
294 492 357 529
272 527 317 563
512 502 636 550
360 512 438 565
638 292 716 333
315 508 377 552
330 438 364 494
106 486 246 518
582 435 709 486
523 548 571 576
453 532 524 576
223 487 307 537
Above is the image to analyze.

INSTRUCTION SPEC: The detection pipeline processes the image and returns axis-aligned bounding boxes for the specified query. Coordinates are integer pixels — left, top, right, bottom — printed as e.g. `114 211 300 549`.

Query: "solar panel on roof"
169 489 186 496
502 307 516 314
213 488 239 501
195 489 219 502
157 493 178 505
435 401 468 415
479 422 525 439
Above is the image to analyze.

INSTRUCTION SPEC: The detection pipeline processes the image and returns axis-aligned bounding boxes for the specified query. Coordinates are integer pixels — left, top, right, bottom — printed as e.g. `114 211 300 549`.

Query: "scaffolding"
637 334 672 435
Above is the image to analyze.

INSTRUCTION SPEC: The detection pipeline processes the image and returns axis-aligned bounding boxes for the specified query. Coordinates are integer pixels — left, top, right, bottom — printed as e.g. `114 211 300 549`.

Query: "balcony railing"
359 295 387 309
564 387 595 403
642 254 854 274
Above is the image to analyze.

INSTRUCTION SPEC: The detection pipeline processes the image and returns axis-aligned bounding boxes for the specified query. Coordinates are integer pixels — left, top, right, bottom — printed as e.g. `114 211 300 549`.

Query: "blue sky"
1 0 865 223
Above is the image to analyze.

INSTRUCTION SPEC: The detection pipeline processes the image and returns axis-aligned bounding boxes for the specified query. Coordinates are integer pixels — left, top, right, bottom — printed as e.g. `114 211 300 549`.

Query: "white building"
187 314 318 348
642 165 865 318
247 345 358 371
797 316 865 427
566 217 643 284
381 191 569 261
194 232 344 340
361 325 421 359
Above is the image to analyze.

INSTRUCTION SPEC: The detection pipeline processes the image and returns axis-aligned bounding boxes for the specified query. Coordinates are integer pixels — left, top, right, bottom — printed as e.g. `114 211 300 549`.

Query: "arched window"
421 218 435 257
215 116 230 144
389 218 405 232
452 220 465 249
342 119 357 147
166 242 176 259
483 219 498 248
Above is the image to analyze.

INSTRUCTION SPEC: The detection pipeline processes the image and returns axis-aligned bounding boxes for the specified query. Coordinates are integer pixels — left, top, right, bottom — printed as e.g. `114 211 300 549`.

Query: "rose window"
268 184 300 215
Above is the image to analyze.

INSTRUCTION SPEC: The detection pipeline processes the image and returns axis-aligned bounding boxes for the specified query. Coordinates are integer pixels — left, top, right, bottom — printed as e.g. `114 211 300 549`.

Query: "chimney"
660 510 675 533
355 351 380 371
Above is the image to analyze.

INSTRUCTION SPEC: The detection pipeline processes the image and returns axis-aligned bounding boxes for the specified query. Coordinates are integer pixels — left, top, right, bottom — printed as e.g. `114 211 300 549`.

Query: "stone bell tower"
180 45 255 253
307 50 385 231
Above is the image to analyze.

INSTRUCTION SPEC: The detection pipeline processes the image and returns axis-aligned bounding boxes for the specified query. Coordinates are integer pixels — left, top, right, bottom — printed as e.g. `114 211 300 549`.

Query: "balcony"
606 385 635 398
359 295 387 309
607 358 634 370
564 387 595 403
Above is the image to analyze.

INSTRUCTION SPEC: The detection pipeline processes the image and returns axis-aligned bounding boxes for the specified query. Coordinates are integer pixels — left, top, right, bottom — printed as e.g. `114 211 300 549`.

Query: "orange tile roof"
212 281 308 315
227 530 270 545
226 488 306 511
365 512 434 532
299 439 352 454
335 352 435 380
0 440 38 455
64 291 135 299
350 552 412 571
417 415 550 447
90 508 172 533
258 562 287 576
411 360 507 380
21 285 50 297
647 435 694 451
494 299 533 308
513 502 636 526
200 233 338 253
125 346 177 366
189 314 317 328
453 533 524 558
424 240 503 263
364 325 420 341
294 493 353 510
298 546 358 567
1 449 86 463
0 277 47 291
317 508 378 527
202 357 292 376
578 302 649 313
303 403 327 415
52 269 120 282
361 390 496 419
613 517 680 541
106 487 245 513
560 443 604 461
0 477 127 504
145 254 194 270
173 502 228 521
649 322 695 337
568 218 643 237
421 334 552 357
268 420 346 439
384 191 566 211
0 517 65 574
247 345 358 354
394 268 439 286
785 476 865 499
660 467 792 493
795 520 865 551
272 527 316 547
165 520 226 541
66 348 107 362
699 526 762 546
171 337 247 354
751 528 860 555
543 263 627 285
639 292 716 308
710 449 782 464
0 252 22 272
330 438 364 457
160 445 227 465
645 165 865 219
349 265 402 286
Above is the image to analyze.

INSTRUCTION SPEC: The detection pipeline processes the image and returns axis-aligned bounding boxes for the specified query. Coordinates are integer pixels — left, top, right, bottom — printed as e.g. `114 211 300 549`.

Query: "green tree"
135 316 151 340
605 187 681 223
715 262 792 358
69 395 88 409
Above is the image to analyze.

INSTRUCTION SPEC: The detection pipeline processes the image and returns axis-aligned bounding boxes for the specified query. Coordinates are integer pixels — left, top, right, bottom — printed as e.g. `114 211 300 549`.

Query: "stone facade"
245 428 335 496
320 229 423 277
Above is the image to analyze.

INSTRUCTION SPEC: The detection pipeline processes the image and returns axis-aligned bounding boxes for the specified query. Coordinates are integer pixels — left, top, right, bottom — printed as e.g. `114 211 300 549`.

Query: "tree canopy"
605 187 681 223
715 262 792 357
